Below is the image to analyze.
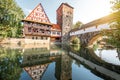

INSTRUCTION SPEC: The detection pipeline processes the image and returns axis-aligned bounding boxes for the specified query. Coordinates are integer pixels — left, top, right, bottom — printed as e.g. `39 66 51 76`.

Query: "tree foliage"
73 21 83 29
0 0 24 38
101 0 120 48
70 36 80 44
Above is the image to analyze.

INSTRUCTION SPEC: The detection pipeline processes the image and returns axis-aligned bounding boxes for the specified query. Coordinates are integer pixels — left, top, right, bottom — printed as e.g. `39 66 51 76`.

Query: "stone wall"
0 38 50 45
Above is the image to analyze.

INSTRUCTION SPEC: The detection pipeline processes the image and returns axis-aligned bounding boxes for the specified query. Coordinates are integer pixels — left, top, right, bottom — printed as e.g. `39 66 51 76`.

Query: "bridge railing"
70 23 110 36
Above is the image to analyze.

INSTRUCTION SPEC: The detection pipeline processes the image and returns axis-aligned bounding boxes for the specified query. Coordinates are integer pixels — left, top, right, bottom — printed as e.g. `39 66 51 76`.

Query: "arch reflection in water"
70 45 120 80
95 48 120 65
0 44 120 80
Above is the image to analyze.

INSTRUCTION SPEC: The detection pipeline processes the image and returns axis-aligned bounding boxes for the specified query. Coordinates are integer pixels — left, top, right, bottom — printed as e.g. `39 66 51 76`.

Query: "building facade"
51 24 61 42
22 3 52 42
22 3 73 43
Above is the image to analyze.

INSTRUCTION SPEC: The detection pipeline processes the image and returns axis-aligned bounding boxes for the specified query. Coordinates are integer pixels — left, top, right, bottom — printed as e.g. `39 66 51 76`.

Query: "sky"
15 0 113 24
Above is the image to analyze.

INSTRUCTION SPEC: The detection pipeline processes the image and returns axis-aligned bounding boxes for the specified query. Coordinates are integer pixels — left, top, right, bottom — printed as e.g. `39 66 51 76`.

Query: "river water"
0 44 120 80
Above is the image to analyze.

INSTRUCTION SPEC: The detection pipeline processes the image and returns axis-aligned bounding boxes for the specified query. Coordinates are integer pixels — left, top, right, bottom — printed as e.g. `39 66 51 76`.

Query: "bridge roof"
70 12 119 32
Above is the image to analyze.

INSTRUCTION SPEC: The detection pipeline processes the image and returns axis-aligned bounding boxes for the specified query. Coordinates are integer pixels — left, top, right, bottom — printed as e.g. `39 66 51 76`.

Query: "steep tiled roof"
23 3 50 24
51 24 61 31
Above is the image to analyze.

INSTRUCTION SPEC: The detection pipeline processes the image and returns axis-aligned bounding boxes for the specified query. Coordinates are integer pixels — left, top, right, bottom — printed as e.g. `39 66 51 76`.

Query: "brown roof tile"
51 24 61 31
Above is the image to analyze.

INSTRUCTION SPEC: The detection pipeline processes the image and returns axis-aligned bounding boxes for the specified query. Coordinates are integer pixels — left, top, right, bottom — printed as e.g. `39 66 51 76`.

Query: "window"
28 27 31 32
32 37 34 39
36 37 38 39
41 37 43 40
66 15 68 17
57 32 60 35
52 31 56 34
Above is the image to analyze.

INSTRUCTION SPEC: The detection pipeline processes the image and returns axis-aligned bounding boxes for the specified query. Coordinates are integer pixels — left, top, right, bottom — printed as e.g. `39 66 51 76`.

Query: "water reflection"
0 44 120 80
95 49 120 65
0 48 22 80
69 46 120 80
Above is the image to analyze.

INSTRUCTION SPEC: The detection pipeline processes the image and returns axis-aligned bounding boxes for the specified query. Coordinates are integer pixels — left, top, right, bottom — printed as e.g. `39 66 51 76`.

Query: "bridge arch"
88 34 106 47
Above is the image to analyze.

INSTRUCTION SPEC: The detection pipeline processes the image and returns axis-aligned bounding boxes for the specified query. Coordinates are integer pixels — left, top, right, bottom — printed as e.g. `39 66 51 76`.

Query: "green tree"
73 21 83 29
0 0 24 38
101 0 120 48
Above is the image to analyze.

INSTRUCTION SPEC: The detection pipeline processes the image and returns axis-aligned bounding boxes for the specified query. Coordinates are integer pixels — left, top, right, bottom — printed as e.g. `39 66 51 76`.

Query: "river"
0 44 120 80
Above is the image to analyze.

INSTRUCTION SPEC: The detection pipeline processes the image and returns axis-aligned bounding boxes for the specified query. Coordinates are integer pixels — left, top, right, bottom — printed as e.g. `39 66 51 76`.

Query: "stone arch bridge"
70 31 100 46
69 13 117 46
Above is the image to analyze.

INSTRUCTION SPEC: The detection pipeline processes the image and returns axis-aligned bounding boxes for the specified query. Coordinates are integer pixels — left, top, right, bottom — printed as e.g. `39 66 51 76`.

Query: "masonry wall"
0 38 50 45
57 4 73 43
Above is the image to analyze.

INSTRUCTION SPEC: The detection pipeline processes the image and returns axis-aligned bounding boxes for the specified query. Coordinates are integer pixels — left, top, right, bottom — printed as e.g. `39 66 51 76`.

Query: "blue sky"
15 0 112 24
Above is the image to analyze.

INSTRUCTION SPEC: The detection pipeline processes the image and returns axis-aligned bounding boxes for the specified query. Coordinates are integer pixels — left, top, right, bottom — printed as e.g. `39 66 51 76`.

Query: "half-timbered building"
22 3 52 41
22 3 73 43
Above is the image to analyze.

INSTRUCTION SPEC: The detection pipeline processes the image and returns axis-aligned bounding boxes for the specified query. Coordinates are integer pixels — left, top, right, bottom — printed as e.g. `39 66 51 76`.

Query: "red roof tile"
24 3 51 24
51 24 61 31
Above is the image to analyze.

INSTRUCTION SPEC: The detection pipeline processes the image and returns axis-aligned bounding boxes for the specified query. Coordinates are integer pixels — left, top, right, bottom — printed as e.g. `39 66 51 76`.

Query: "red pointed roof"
23 3 50 24
51 24 61 31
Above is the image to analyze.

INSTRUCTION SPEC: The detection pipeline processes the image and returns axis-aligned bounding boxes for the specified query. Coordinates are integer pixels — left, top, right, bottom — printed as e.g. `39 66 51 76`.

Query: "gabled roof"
51 24 61 31
23 3 50 24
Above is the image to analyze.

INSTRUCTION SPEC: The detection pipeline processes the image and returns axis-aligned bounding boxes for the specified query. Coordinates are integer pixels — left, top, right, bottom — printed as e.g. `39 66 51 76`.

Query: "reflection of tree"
21 48 50 67
0 48 22 80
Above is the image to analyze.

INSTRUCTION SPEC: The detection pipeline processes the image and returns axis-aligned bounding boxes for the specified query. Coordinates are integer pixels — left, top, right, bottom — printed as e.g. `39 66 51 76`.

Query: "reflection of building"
22 3 73 43
24 64 48 80
21 45 72 80
21 48 50 66
55 51 72 80
61 54 72 80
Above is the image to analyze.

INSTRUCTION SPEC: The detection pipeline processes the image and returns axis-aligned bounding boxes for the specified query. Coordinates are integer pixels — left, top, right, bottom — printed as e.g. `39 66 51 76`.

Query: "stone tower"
57 3 74 43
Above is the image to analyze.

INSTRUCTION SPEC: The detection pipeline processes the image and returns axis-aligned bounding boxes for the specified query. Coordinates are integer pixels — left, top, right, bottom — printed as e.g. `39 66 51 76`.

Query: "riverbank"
0 38 62 49
0 38 50 45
